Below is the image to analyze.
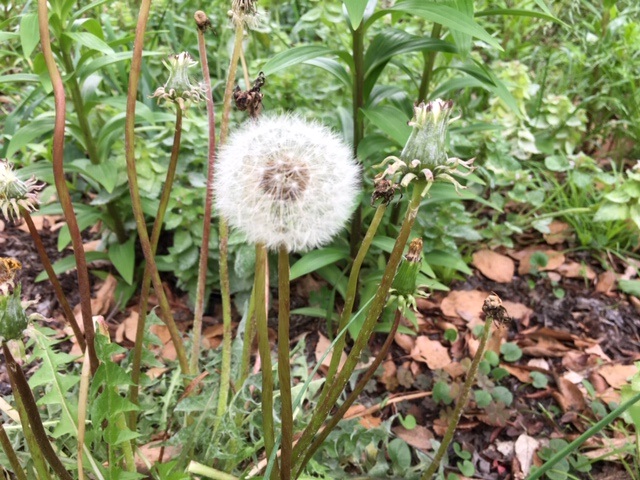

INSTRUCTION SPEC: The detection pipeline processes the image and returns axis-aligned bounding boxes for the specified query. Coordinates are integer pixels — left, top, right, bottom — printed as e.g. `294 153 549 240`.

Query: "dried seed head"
229 0 259 28
214 114 361 252
150 52 205 110
0 160 42 221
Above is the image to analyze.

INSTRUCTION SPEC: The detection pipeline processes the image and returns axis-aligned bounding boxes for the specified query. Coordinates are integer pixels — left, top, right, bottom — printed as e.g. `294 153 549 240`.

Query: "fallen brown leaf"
582 437 629 460
543 221 572 245
392 425 433 451
411 337 451 370
517 248 566 275
440 290 487 324
380 360 398 391
552 377 586 413
598 364 637 389
472 250 515 283
515 434 540 477
316 333 346 371
557 261 596 280
595 271 617 294
394 332 415 353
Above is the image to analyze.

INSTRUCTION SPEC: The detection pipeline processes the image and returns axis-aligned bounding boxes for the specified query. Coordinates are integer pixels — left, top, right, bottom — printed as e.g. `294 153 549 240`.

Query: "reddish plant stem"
0 423 27 480
36 0 97 373
3 343 73 480
21 209 85 352
124 0 190 376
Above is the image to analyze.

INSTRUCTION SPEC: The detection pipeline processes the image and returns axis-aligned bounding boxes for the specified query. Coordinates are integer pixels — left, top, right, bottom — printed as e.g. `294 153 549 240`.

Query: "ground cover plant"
1 0 640 479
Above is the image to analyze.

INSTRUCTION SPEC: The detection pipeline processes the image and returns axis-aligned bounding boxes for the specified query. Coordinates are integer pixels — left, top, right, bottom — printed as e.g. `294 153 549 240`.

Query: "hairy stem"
278 245 293 480
220 23 245 144
0 423 27 480
320 204 387 406
238 284 256 388
129 107 184 427
296 308 402 476
191 11 217 377
21 209 85 352
37 0 98 373
124 0 190 377
254 244 279 479
4 343 72 480
293 182 428 470
421 308 494 480
417 23 442 103
349 22 366 259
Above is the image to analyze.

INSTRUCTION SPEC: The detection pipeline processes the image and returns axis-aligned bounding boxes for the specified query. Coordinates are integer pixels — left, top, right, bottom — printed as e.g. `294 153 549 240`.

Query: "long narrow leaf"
262 46 336 76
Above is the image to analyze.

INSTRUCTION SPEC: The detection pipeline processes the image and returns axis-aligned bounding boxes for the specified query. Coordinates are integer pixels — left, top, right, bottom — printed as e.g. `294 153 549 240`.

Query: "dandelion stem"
220 23 245 144
420 301 495 480
320 204 387 406
20 209 85 352
296 308 403 476
238 284 256 388
278 245 293 480
129 106 185 427
191 10 218 377
37 0 98 373
254 244 279 479
124 0 190 377
4 342 72 480
293 181 429 473
0 423 27 480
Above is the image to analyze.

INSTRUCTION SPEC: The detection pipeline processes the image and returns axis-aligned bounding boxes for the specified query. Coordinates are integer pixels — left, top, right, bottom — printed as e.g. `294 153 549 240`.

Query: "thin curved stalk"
21 209 85 352
220 23 245 144
278 245 293 480
293 181 428 470
320 204 387 407
3 343 72 480
37 0 97 373
191 11 217 377
0 423 27 480
254 244 279 479
238 284 256 388
129 107 184 427
420 308 494 480
124 0 190 376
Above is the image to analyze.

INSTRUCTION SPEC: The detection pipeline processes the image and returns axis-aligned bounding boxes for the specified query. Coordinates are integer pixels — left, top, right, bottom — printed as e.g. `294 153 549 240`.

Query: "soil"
1 217 640 479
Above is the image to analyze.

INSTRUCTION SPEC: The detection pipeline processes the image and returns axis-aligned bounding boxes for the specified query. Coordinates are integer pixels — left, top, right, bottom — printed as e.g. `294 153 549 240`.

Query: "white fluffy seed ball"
214 114 361 252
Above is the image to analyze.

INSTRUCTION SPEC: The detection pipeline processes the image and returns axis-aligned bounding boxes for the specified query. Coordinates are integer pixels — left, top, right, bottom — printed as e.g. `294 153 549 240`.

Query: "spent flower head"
229 0 259 28
214 114 361 252
150 52 204 110
375 99 474 195
0 160 42 221
389 238 429 314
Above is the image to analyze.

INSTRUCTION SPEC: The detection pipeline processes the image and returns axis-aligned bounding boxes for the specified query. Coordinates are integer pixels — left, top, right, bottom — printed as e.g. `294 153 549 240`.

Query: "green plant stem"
418 23 442 103
191 15 217 377
5 380 51 480
254 244 279 479
320 204 387 407
124 0 190 377
293 181 428 471
214 16 245 421
295 308 403 476
0 423 27 480
3 343 72 480
37 0 98 374
220 23 245 144
278 245 293 480
529 390 640 480
187 461 238 480
420 311 494 480
60 52 126 244
21 209 85 352
238 284 256 388
349 22 366 259
129 107 184 427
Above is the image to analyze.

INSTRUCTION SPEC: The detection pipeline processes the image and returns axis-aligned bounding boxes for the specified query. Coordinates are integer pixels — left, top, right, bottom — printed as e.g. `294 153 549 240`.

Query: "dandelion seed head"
215 115 361 252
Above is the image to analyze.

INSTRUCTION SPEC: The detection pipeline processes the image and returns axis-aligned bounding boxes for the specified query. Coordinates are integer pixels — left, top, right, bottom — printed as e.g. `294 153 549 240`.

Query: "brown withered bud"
233 72 265 118
371 177 400 206
482 293 510 326
194 11 212 32
405 238 423 263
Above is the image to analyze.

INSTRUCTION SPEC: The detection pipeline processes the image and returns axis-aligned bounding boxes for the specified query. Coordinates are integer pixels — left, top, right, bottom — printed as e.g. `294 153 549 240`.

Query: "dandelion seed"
214 114 361 252
150 52 205 110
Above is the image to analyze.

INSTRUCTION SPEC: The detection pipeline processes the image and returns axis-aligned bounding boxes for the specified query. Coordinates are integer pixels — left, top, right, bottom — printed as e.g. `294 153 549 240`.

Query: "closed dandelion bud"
0 284 29 342
401 99 453 171
214 114 361 252
391 238 423 297
150 52 204 110
0 160 42 221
